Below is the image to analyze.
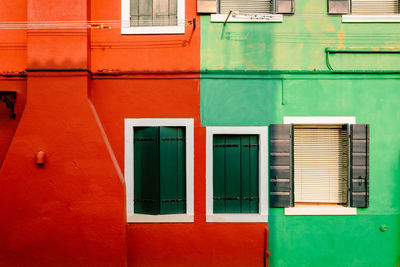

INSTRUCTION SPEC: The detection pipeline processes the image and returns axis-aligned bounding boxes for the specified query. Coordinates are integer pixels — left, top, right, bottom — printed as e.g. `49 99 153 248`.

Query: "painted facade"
0 0 399 266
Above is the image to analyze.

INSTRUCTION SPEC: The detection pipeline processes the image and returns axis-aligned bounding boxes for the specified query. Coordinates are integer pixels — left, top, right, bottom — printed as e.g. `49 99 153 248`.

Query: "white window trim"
211 13 283 23
283 116 357 216
342 14 400 23
125 118 194 223
121 0 185 34
206 126 269 223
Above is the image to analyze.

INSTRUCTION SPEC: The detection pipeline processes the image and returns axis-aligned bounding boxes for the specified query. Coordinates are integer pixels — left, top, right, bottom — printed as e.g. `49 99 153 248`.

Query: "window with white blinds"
352 0 399 14
219 0 273 14
130 0 178 27
294 125 348 204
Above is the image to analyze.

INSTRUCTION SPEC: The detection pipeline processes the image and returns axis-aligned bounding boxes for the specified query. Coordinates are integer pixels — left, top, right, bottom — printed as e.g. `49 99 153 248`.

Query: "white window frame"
211 13 283 23
206 127 269 222
283 116 357 216
125 118 194 223
121 0 185 34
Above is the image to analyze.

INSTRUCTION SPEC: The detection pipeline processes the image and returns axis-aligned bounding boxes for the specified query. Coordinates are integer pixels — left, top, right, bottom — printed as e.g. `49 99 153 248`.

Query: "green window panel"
134 126 186 215
160 127 186 214
213 135 259 213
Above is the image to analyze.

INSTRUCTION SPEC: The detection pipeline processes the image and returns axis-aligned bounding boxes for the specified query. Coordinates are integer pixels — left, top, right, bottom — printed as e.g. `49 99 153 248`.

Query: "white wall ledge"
285 205 357 216
342 15 400 23
211 13 283 23
206 214 268 222
127 214 194 223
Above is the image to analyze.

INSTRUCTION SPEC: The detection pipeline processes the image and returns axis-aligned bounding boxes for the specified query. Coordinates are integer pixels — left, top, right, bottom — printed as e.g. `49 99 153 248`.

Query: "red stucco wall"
0 0 268 265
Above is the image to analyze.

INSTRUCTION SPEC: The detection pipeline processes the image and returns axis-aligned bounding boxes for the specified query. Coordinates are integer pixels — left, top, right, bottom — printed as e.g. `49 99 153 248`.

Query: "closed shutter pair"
197 0 295 14
134 127 186 215
269 124 369 208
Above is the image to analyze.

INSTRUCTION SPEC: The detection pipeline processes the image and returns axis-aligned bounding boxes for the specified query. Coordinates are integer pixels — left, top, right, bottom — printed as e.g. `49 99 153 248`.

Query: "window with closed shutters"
293 125 348 204
134 126 186 215
213 135 259 213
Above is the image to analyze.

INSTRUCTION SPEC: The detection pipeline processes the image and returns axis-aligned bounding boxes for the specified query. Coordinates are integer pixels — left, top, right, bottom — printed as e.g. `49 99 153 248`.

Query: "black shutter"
349 124 369 208
328 0 350 14
269 124 293 207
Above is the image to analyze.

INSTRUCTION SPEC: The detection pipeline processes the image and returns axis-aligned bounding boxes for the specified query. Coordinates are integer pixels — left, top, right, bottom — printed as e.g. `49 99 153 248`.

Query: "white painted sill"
127 214 194 223
284 205 357 216
342 15 400 23
211 13 283 23
121 25 185 35
206 214 268 222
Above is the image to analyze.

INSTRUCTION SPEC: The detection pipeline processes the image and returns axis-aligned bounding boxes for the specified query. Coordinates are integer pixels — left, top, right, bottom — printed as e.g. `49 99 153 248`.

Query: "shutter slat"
350 124 369 208
294 126 348 204
213 135 226 213
269 124 293 207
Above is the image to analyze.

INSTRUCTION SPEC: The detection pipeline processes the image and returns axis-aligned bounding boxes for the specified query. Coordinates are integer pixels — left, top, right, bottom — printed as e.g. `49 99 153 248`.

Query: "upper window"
329 0 400 22
206 127 268 222
205 0 293 22
125 119 194 222
121 0 185 34
269 117 369 216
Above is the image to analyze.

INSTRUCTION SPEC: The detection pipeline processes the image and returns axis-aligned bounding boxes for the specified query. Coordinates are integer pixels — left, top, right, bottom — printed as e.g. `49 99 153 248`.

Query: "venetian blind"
294 125 348 204
352 0 399 14
130 0 178 27
220 0 273 14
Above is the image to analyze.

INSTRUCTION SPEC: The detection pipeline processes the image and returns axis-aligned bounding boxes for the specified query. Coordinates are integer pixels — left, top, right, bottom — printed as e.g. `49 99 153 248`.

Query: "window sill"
284 205 357 216
211 13 283 23
206 214 268 222
121 25 185 35
127 214 194 223
342 15 400 23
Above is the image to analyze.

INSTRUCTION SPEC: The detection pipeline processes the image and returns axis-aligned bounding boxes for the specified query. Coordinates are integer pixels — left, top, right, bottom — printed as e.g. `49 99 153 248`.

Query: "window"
328 0 400 22
199 0 293 22
121 0 185 34
125 119 194 222
206 127 268 222
269 117 369 216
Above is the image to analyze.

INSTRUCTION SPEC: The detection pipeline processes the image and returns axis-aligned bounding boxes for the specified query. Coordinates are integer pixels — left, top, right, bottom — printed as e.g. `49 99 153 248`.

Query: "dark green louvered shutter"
328 0 350 14
269 124 293 208
213 135 259 213
349 124 369 208
134 126 186 215
160 127 186 214
134 127 160 215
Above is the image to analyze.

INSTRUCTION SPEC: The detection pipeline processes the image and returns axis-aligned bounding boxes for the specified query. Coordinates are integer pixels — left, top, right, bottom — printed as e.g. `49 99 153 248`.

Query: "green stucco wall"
200 0 400 264
200 75 400 266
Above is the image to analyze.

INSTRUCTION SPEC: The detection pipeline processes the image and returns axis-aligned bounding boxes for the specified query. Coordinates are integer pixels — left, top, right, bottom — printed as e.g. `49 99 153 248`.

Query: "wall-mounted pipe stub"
36 151 46 166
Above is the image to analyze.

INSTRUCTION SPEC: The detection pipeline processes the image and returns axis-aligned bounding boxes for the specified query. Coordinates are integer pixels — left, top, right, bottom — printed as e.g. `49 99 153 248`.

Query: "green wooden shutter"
134 127 160 215
349 124 369 208
159 127 186 214
213 135 259 213
328 0 350 14
213 135 227 213
269 124 293 208
241 136 259 213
